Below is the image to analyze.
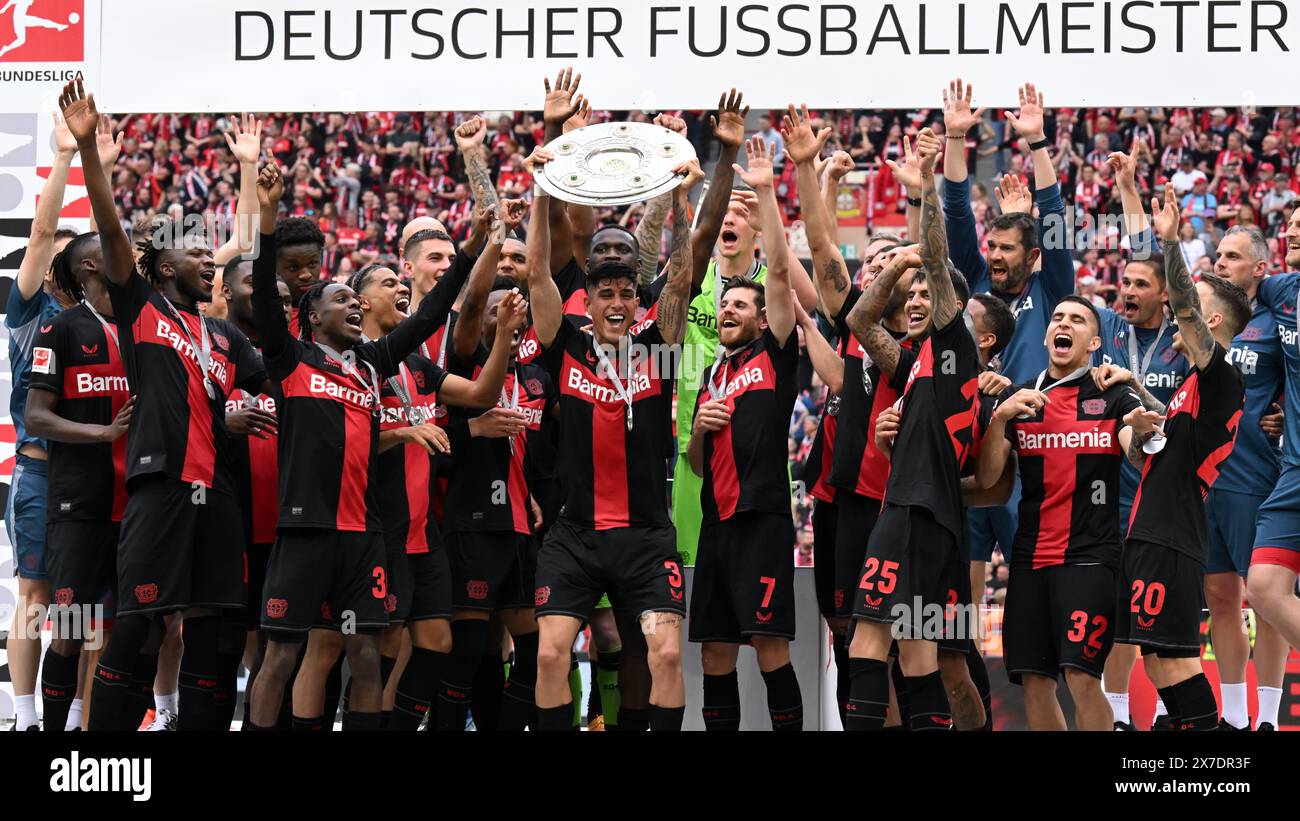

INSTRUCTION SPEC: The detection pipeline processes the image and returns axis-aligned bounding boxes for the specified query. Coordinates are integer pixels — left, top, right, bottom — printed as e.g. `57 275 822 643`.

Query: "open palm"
58 77 98 142
733 135 774 189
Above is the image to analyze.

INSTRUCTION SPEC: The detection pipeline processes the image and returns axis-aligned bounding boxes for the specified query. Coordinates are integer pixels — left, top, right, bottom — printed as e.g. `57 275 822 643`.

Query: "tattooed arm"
634 192 671 286
656 164 704 346
917 128 960 330
1152 187 1215 369
844 247 922 380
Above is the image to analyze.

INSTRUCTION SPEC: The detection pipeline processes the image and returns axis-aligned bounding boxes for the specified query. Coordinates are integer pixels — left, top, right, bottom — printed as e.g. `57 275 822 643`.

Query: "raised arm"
634 192 671 286
521 151 561 348
87 114 123 235
440 290 529 410
845 246 921 379
733 136 793 344
1153 186 1215 369
656 161 706 346
541 68 584 273
821 151 855 239
786 105 846 317
1106 140 1152 252
793 293 844 395
14 113 75 301
1006 82 1074 301
452 200 523 360
455 115 502 225
252 164 291 360
214 114 263 266
689 90 749 286
916 128 961 330
940 78 990 291
60 79 133 288
884 136 926 248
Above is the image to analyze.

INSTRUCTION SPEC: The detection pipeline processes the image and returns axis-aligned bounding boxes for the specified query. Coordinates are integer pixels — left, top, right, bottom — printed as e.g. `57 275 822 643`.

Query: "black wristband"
1027 137 1051 151
907 197 922 208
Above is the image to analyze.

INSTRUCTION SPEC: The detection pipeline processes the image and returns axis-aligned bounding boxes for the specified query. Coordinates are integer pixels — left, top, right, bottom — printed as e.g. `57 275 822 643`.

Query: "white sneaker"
144 708 177 731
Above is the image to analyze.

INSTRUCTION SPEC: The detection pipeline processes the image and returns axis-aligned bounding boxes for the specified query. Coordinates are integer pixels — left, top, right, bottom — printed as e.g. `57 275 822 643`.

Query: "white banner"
77 0 1300 112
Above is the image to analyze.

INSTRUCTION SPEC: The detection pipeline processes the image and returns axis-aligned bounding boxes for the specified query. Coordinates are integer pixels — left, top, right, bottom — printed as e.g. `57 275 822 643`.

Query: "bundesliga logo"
0 0 83 62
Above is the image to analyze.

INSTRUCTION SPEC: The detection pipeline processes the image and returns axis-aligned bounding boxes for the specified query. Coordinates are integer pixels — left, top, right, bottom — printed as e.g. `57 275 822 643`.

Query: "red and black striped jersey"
445 347 555 535
540 319 674 531
886 318 981 540
106 274 266 495
377 353 448 553
1003 374 1142 569
696 327 799 524
252 230 468 533
226 383 279 545
830 287 912 501
1129 343 1244 562
28 304 129 522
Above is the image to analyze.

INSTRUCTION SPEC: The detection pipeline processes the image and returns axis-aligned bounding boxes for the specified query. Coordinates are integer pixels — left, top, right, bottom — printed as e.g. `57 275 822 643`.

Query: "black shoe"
1257 721 1276 731
1151 715 1175 731
1113 720 1138 731
1218 719 1248 731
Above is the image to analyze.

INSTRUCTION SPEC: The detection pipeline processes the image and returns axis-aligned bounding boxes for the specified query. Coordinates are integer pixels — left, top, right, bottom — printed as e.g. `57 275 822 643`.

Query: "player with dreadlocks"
65 79 271 732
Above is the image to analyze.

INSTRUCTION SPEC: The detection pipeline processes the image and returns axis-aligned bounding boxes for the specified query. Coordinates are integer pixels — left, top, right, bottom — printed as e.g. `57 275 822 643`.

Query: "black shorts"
116 477 245 616
1114 539 1204 658
690 511 796 643
827 493 883 620
851 504 963 640
260 528 390 637
402 549 454 622
385 543 409 624
1004 563 1117 684
445 531 535 612
245 541 274 630
937 561 975 656
535 519 686 620
812 498 839 618
46 520 119 613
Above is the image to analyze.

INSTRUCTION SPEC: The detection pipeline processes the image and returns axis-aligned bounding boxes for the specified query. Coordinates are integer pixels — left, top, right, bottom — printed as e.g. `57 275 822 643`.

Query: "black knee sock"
761 663 804 731
536 703 575 731
1171 674 1218 730
438 619 488 731
890 656 910 728
499 632 538 731
321 653 344 730
965 645 993 731
702 671 741 732
341 710 381 731
177 616 221 731
378 654 397 728
832 633 850 726
292 714 325 731
1156 685 1181 728
213 615 245 731
40 648 80 733
471 651 505 731
389 647 449 731
130 652 159 730
586 658 600 723
618 707 649 732
596 648 621 728
846 659 890 731
92 614 155 730
648 704 684 731
905 672 952 731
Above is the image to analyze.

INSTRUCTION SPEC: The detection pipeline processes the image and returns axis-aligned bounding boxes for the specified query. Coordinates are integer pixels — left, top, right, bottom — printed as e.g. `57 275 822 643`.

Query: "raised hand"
223 113 263 164
781 103 831 166
95 115 125 170
942 77 986 136
58 76 99 143
52 111 77 156
730 190 761 233
256 163 285 209
1150 185 1182 242
884 134 923 191
654 112 688 137
522 146 554 176
993 173 1032 215
732 134 775 190
826 150 854 181
1006 82 1046 142
674 158 706 191
500 198 528 230
543 67 583 126
1106 140 1140 189
915 127 942 177
562 97 593 134
454 115 488 153
710 88 749 149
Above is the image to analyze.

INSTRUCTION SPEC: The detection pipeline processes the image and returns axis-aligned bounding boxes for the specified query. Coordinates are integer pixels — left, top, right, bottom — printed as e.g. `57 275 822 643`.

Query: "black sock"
178 615 221 731
761 663 804 731
438 619 488 732
906 672 952 731
702 671 741 731
596 648 621 727
1156 685 1181 728
342 710 381 731
214 615 245 730
390 647 448 731
618 707 649 732
321 653 344 731
500 632 538 731
831 633 850 726
377 654 398 729
40 648 80 732
1171 674 1219 730
471 651 505 731
890 655 910 728
90 615 153 730
130 652 159 730
965 645 993 731
292 714 325 731
649 704 684 731
845 659 889 731
244 721 275 731
536 703 575 731
586 658 600 723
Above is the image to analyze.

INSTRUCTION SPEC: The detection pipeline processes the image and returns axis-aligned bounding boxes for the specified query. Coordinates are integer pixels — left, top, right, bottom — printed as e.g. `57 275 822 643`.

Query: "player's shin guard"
596 648 621 728
702 671 742 731
178 615 222 731
438 619 488 731
648 704 684 731
471 651 505 731
831 634 850 725
1171 674 1219 730
88 613 151 731
905 672 952 731
499 632 538 731
761 664 804 731
389 647 448 731
965 645 993 731
536 703 575 731
845 659 889 731
1156 686 1181 728
40 648 79 732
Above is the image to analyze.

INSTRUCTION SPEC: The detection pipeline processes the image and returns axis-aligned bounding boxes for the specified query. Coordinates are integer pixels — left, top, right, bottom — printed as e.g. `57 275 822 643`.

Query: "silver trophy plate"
536 121 697 207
